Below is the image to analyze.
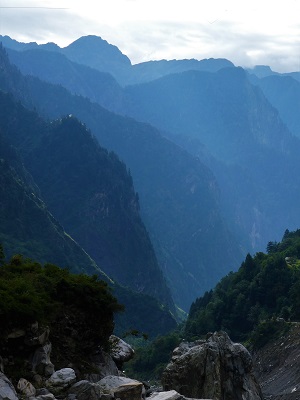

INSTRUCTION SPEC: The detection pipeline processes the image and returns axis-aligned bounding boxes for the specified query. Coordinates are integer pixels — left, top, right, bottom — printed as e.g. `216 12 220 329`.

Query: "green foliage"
124 331 181 381
247 318 290 350
185 229 300 342
0 254 123 344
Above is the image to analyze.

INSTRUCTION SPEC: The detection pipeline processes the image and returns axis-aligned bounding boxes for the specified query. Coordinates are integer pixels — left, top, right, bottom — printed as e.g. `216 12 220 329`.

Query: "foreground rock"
97 375 144 399
0 372 18 400
162 331 263 400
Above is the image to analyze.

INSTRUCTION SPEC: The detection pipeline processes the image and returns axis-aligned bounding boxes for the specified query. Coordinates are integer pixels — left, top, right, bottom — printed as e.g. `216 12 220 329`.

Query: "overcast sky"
1 0 300 72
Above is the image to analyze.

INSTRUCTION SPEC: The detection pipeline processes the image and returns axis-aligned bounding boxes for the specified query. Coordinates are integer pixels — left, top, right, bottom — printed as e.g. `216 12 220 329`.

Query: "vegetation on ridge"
185 229 300 343
0 246 123 340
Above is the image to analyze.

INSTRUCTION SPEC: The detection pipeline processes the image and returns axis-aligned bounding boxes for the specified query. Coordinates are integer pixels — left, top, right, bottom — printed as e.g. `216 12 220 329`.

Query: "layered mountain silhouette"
0 86 177 336
2 34 300 312
0 41 243 310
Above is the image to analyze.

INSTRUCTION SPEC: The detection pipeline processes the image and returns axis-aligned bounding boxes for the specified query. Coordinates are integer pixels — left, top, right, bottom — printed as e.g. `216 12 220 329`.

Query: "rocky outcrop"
162 331 263 400
0 326 139 400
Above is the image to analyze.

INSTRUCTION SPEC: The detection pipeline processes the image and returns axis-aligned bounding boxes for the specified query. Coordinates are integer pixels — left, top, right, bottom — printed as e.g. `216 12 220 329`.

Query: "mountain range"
1 34 300 316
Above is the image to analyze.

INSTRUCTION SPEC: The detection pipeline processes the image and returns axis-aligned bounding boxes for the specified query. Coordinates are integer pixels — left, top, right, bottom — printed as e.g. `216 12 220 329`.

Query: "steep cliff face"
252 322 300 400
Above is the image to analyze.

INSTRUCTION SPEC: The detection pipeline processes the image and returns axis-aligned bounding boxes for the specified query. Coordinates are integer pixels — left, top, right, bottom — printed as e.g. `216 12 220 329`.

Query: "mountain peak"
63 35 131 68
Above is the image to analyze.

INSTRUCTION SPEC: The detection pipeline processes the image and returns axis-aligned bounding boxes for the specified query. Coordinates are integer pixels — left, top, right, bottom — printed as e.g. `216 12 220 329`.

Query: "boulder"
109 335 134 369
113 382 143 400
97 375 144 399
162 331 263 400
17 378 36 397
46 368 76 392
147 390 184 399
68 380 111 400
0 372 19 400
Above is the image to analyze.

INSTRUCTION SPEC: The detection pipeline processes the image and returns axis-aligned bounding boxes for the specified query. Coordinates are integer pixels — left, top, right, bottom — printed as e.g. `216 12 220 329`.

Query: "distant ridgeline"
185 229 300 343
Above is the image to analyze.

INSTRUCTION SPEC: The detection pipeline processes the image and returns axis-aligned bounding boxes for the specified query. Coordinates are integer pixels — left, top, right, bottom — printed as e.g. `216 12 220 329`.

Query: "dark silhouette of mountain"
0 121 101 276
0 45 242 310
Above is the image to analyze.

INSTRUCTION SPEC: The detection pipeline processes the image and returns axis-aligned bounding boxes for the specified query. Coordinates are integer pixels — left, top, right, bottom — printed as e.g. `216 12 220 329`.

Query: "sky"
0 0 300 72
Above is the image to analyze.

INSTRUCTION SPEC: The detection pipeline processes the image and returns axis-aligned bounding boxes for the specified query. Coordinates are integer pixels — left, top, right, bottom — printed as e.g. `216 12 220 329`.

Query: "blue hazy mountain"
0 44 242 310
1 34 234 86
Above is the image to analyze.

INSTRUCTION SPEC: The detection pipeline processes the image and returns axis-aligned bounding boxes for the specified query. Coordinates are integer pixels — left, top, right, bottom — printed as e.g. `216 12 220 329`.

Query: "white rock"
148 390 183 400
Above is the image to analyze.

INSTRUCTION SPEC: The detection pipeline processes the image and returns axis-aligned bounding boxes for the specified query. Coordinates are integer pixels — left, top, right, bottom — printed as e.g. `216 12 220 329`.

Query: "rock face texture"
253 322 300 400
0 372 19 400
162 331 263 400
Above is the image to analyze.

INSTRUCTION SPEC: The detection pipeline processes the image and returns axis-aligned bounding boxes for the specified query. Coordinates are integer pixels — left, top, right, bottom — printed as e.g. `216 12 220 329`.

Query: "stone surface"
46 368 76 388
109 335 134 369
31 342 55 377
97 375 144 399
0 372 19 400
253 322 300 400
17 378 36 397
162 331 263 400
85 350 119 382
113 382 143 400
35 394 56 400
68 380 105 400
148 390 184 399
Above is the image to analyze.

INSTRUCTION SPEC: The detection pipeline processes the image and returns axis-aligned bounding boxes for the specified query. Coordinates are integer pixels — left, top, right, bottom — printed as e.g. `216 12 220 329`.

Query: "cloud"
1 0 300 72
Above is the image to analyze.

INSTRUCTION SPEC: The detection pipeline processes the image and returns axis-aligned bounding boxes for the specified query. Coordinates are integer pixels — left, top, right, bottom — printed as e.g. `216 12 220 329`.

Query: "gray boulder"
97 375 144 399
46 368 76 394
109 335 134 369
162 331 263 400
68 380 112 400
148 390 184 399
0 372 19 400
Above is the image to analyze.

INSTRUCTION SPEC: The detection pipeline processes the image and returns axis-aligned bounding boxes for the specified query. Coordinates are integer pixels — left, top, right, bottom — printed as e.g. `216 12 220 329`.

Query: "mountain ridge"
0 43 242 310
